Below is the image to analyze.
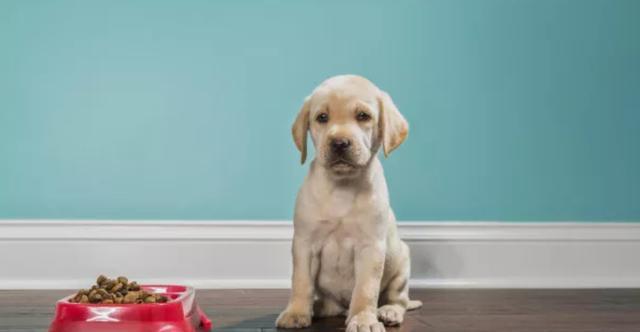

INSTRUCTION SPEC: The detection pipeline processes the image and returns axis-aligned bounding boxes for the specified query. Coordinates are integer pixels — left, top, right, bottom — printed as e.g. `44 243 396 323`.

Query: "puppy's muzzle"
330 138 351 154
328 137 358 173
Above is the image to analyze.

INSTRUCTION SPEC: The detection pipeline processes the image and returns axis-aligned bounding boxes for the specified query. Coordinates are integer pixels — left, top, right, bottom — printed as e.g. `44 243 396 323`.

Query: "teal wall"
1 0 638 221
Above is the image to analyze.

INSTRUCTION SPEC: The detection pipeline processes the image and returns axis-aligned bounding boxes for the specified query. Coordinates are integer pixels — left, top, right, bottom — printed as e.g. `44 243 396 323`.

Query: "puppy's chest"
304 188 381 248
302 187 384 303
312 221 357 303
315 188 360 221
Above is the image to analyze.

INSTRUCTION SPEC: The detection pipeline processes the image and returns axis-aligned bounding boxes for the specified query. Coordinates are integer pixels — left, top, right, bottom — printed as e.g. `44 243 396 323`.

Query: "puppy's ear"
378 90 409 157
292 96 311 164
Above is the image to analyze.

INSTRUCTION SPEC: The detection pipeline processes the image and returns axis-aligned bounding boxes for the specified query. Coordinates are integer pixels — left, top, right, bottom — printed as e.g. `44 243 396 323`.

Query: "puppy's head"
292 75 408 178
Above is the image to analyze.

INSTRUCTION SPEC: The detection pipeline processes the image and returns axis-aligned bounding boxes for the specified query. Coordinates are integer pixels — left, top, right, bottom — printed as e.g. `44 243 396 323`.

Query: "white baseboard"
1 220 639 289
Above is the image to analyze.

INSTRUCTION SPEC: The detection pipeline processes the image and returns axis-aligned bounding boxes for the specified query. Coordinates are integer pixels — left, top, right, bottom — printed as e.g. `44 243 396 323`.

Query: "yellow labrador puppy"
276 75 422 332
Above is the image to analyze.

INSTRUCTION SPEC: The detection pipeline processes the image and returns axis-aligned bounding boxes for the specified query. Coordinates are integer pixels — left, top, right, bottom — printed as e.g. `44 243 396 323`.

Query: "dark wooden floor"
1 289 640 331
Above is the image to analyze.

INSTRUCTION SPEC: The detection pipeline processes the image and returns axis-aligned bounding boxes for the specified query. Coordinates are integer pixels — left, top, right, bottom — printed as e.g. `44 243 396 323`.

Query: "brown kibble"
97 275 107 285
103 280 115 290
72 292 83 302
110 282 123 293
74 275 160 305
89 294 102 303
123 292 139 304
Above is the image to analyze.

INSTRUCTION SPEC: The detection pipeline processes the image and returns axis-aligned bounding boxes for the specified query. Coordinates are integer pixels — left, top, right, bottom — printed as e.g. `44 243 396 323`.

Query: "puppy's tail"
407 300 423 311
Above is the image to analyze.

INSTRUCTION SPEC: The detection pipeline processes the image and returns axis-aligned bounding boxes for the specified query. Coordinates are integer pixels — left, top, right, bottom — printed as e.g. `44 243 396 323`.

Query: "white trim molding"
1 220 639 289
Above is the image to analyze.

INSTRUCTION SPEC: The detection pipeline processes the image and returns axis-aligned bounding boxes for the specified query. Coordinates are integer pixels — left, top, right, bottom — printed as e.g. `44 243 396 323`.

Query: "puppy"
276 75 422 332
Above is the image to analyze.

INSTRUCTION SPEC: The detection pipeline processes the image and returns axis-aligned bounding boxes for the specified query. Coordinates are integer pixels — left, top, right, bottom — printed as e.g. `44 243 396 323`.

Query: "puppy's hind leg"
377 275 409 326
378 243 422 326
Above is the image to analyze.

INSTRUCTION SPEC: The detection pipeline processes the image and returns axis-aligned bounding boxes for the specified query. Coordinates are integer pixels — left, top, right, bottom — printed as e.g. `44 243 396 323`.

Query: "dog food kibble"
69 275 168 304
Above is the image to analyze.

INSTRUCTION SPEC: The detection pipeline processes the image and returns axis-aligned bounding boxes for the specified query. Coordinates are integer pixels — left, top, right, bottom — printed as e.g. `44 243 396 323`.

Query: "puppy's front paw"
346 311 385 332
276 309 312 329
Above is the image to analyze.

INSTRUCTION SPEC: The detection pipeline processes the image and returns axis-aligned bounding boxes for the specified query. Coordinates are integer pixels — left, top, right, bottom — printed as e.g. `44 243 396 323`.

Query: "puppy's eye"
316 113 329 123
356 111 371 122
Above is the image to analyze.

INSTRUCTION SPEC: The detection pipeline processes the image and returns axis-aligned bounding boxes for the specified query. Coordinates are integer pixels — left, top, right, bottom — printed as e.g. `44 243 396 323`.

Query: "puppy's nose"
331 138 351 153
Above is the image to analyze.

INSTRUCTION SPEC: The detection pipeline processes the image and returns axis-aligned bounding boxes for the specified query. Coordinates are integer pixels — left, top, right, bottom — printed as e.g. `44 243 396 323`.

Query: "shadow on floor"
213 313 348 332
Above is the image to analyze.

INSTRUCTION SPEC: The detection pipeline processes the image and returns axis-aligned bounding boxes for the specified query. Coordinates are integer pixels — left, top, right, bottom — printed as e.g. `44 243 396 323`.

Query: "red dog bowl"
49 285 212 332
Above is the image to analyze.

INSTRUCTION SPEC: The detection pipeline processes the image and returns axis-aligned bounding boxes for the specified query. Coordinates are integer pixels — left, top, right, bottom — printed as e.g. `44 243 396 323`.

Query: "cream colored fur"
276 75 422 332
